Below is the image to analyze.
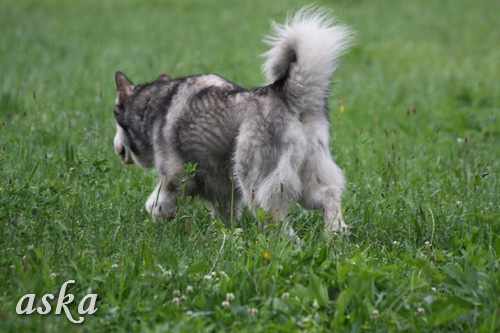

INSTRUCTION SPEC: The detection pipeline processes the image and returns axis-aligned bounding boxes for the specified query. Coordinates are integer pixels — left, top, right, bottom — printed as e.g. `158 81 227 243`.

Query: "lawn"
0 0 498 332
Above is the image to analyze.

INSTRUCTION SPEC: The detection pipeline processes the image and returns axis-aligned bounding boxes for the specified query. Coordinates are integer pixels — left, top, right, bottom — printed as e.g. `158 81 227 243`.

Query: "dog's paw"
145 191 173 221
325 218 350 239
145 200 163 221
145 193 156 213
333 224 350 235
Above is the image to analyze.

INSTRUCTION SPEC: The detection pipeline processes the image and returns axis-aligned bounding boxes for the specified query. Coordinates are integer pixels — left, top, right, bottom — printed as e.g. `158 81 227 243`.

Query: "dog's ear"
115 71 134 107
155 74 171 83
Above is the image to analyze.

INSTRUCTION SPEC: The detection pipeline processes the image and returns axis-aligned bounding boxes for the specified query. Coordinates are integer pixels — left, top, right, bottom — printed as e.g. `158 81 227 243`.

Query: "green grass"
1 0 499 331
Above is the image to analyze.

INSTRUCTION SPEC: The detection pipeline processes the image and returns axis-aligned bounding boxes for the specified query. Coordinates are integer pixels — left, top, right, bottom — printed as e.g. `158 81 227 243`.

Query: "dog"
112 7 351 241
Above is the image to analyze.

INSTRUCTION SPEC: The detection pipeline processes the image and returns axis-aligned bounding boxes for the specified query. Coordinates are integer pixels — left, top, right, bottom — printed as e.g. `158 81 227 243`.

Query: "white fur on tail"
262 7 352 111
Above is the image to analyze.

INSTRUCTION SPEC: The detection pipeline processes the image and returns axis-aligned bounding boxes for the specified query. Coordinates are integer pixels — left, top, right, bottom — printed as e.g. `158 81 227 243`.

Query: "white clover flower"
172 297 181 305
221 301 230 308
226 293 235 302
203 274 212 281
111 263 119 269
186 285 194 294
431 287 437 293
250 307 258 315
371 309 379 320
186 310 193 316
235 228 243 236
281 292 289 300
417 307 425 315
173 290 181 297
393 241 400 246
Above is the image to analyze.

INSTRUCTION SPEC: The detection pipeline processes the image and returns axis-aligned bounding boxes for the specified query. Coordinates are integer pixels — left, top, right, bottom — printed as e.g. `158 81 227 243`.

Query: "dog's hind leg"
299 154 349 239
235 118 306 245
238 161 303 246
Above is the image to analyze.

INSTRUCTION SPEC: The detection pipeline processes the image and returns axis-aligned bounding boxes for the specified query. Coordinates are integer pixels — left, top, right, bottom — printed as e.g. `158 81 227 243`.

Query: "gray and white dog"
113 7 351 240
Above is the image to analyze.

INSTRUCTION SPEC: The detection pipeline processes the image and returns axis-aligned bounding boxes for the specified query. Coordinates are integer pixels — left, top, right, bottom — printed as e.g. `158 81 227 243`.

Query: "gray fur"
113 7 351 241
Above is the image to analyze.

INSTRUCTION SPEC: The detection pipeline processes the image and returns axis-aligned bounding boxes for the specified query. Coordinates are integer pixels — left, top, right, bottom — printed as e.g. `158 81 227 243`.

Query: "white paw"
145 190 173 220
331 220 350 234
326 216 350 239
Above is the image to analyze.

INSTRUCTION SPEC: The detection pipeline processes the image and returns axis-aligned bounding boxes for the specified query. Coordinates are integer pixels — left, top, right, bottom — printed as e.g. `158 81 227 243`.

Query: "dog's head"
113 72 135 165
113 71 170 167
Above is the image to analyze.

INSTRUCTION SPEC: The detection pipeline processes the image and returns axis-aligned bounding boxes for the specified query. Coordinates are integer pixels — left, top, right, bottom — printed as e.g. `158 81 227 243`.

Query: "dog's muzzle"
114 133 133 164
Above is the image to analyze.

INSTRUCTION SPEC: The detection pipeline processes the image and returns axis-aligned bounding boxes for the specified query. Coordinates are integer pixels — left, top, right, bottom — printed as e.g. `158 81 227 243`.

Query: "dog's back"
167 74 296 215
169 75 244 210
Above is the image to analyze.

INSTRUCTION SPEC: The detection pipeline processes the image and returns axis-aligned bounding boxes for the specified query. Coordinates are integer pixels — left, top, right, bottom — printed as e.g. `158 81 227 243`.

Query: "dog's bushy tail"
262 7 352 111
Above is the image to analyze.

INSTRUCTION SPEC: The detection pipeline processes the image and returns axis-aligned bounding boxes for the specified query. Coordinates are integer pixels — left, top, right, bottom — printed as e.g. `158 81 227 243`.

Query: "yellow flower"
262 251 271 261
339 105 346 113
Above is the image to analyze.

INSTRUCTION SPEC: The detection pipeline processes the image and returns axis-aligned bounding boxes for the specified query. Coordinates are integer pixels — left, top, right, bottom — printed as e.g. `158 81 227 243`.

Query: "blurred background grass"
0 0 498 331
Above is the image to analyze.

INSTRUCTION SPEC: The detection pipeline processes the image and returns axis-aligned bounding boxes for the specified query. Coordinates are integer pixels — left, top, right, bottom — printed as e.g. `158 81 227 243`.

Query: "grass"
0 0 498 331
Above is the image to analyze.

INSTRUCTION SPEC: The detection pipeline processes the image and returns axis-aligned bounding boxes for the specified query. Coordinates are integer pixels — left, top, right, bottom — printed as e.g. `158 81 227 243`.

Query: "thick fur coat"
113 7 352 241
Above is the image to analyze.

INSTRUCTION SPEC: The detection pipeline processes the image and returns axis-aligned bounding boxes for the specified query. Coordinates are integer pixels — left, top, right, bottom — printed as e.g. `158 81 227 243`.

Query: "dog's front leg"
145 179 177 220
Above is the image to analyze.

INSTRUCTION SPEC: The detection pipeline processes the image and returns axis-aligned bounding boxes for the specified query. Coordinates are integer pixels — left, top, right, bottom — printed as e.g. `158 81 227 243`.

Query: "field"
0 0 498 332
